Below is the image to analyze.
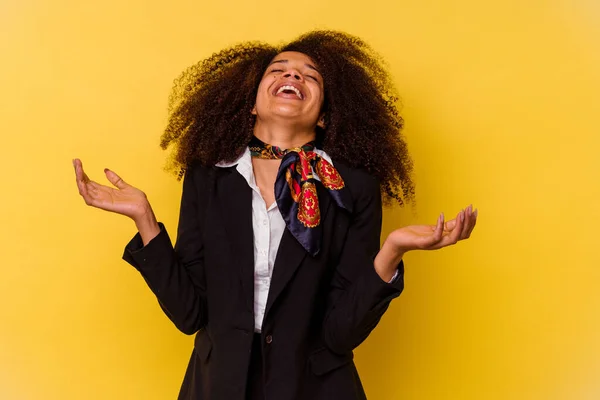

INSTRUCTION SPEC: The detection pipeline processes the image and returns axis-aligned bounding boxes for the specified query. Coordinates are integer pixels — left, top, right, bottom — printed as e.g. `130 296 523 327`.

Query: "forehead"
270 51 317 67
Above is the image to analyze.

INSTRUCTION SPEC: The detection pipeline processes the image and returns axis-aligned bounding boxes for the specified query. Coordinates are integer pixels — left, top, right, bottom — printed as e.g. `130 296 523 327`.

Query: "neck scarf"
249 136 352 256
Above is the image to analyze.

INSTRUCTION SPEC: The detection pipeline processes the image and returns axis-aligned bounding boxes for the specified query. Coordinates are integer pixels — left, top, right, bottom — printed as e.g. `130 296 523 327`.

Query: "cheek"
254 83 267 105
314 86 325 108
255 77 276 102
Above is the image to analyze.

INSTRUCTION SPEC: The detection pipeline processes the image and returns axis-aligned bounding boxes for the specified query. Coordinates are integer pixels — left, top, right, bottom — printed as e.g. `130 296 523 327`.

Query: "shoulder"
185 161 211 183
182 162 227 197
334 162 381 211
186 161 232 182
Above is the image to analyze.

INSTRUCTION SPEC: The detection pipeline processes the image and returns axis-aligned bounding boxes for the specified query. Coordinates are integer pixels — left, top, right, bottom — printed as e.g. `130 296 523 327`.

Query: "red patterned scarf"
249 136 352 256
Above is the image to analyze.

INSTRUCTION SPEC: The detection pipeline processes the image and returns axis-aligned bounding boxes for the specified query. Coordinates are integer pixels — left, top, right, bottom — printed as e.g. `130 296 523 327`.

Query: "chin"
265 106 306 119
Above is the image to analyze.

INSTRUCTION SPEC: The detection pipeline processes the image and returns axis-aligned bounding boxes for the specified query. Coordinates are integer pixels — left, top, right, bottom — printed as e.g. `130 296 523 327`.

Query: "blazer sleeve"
122 164 208 335
322 172 404 355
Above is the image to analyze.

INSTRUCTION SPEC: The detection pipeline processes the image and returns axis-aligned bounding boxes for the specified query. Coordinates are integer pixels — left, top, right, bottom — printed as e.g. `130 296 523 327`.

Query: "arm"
321 168 479 354
322 174 404 355
122 164 208 335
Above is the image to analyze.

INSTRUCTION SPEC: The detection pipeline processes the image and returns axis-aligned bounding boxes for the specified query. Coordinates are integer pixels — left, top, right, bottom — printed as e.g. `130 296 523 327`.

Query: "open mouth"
274 84 304 100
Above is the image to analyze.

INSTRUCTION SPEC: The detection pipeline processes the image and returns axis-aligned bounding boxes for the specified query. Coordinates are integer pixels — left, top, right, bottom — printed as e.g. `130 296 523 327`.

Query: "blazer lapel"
265 182 332 317
217 168 254 313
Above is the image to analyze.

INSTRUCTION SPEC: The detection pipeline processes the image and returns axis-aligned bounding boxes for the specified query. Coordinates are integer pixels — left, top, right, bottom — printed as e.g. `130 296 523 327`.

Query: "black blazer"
123 160 404 400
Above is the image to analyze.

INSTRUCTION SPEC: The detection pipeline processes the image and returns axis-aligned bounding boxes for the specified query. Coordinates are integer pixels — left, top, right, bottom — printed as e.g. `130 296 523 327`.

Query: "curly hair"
160 30 414 205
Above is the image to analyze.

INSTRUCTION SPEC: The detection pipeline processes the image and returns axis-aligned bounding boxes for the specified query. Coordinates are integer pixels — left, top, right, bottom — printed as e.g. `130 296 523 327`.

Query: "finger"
448 209 464 245
465 208 478 238
78 182 95 206
83 181 111 207
73 159 91 185
422 213 445 248
74 160 89 197
86 182 99 194
460 204 473 239
73 158 83 182
444 218 457 231
419 213 445 248
104 168 128 190
76 177 88 199
74 160 101 204
459 204 477 239
79 180 97 205
82 170 92 184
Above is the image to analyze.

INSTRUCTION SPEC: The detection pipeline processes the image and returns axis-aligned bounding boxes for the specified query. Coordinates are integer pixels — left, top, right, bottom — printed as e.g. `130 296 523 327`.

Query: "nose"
283 69 303 81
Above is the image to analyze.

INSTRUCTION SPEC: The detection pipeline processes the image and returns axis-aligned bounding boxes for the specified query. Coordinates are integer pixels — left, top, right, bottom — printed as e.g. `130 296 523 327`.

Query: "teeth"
276 85 303 99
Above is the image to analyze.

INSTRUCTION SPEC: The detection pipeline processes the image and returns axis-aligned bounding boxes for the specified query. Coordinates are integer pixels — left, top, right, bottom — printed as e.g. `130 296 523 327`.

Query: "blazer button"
265 334 273 344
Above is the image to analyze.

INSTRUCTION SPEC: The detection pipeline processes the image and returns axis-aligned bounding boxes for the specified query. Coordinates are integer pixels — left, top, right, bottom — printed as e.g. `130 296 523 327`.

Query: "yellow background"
1 0 599 399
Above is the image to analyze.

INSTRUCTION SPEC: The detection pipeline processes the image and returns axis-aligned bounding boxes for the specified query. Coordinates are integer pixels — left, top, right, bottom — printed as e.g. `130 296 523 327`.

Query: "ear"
317 113 326 129
251 104 257 115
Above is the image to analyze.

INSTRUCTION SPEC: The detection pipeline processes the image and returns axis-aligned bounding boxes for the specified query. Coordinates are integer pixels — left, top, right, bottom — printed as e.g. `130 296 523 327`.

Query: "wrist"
380 239 406 265
133 206 160 246
132 202 155 225
374 240 406 281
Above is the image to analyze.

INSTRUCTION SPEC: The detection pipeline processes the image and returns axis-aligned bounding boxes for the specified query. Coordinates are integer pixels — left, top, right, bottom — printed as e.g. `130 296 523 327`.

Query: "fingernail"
460 211 465 222
474 209 478 217
104 168 109 173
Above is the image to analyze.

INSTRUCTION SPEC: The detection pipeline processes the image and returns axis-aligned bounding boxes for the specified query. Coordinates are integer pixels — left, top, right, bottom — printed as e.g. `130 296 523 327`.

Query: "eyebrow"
269 59 321 75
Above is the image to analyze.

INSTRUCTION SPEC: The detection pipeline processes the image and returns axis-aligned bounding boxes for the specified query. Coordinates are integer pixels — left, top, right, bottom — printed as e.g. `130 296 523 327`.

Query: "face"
252 51 325 128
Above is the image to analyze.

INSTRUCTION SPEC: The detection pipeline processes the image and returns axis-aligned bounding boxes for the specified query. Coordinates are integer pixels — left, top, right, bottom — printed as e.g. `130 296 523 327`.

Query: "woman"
74 31 477 400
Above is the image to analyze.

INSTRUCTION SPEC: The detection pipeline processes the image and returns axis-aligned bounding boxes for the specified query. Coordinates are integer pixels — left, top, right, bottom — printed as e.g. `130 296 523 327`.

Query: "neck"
253 118 316 149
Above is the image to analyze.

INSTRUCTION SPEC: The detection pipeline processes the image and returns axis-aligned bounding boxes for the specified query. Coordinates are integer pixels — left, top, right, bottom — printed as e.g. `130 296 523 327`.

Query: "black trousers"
246 333 265 400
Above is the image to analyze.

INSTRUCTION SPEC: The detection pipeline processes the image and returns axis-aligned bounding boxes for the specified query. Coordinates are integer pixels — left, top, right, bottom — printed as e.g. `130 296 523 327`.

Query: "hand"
385 204 478 253
374 205 478 281
73 158 151 221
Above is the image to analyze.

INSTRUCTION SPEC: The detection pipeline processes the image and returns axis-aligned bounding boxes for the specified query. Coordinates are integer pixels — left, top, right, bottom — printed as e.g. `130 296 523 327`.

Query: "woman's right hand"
73 158 151 222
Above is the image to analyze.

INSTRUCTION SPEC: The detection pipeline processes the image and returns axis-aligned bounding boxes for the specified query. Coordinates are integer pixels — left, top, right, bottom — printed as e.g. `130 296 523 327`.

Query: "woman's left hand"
385 204 478 253
374 204 477 281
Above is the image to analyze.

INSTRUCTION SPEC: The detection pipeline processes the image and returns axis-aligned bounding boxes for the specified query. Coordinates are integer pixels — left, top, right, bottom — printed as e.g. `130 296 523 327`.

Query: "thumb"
444 219 457 231
104 168 128 190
